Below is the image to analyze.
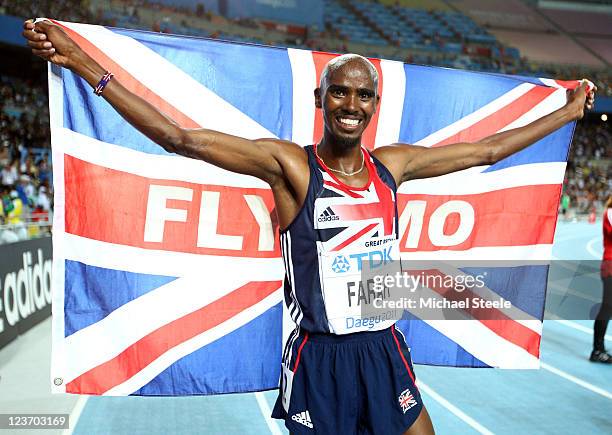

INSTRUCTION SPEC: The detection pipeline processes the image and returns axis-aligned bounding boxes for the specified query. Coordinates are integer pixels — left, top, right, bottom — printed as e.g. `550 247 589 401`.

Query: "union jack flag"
49 21 578 396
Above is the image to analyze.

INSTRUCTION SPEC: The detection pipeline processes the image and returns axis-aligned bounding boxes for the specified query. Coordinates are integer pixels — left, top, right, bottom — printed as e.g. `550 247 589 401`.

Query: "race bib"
317 236 402 334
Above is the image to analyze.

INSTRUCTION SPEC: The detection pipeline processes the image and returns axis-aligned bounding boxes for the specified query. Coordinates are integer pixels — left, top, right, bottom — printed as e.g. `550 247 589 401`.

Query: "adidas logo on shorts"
317 207 339 222
291 410 314 428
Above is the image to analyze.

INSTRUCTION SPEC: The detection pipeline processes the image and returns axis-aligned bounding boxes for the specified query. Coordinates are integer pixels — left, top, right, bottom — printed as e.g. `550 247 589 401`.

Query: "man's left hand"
567 80 597 120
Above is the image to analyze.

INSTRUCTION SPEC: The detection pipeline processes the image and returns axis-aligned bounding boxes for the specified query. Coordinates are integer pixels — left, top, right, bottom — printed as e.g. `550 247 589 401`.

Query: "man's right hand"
22 19 83 70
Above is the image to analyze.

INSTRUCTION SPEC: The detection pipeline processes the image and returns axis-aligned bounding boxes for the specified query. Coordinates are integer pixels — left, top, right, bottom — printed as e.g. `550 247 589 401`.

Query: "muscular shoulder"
255 139 310 197
256 139 309 181
254 139 308 164
372 143 423 159
371 143 420 185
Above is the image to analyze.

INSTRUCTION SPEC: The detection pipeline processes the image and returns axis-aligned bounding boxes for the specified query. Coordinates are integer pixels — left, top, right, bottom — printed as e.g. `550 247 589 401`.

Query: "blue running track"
2 221 608 435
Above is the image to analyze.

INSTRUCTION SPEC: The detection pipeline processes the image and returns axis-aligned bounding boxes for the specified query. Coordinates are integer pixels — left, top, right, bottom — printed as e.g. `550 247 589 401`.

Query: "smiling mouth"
335 116 362 129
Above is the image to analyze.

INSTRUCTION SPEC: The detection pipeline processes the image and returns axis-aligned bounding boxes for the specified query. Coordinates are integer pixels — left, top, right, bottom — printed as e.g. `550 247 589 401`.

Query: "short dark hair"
319 54 379 93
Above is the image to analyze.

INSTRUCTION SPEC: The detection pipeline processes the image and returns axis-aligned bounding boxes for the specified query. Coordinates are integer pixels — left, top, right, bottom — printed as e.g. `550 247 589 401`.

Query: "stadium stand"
578 37 612 65
450 0 554 31
540 8 612 36
449 0 611 92
490 30 605 67
325 0 388 46
534 6 612 67
379 0 451 11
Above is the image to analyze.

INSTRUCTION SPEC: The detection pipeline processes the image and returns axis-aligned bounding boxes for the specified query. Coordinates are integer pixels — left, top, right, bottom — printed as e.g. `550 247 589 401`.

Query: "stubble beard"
336 134 361 149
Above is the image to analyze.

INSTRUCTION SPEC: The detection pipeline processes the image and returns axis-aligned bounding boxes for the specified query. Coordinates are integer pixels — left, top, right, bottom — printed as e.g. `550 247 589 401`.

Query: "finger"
34 20 52 32
26 39 52 49
27 40 53 50
22 30 35 41
21 31 46 44
23 20 35 30
32 48 53 58
22 27 46 40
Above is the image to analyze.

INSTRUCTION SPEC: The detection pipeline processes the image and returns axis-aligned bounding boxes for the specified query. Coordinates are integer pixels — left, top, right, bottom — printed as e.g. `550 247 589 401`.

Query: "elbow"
159 126 187 154
478 140 497 165
484 146 497 165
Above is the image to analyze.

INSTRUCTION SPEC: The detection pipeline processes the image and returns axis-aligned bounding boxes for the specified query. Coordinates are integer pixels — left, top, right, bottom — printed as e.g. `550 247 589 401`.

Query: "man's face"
315 60 379 147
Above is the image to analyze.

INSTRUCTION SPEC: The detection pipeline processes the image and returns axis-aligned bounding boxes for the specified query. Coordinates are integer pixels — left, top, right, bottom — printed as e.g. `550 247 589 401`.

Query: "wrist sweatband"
94 71 114 96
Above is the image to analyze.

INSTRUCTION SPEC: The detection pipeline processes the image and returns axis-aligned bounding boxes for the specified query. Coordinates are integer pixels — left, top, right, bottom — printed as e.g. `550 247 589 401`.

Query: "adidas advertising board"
0 237 52 349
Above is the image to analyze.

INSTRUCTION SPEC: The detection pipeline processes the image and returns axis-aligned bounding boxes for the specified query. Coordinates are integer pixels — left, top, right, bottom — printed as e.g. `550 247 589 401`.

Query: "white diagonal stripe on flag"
400 244 553 261
498 87 567 132
59 128 270 188
60 21 276 140
398 162 566 195
62 233 283 277
423 319 540 368
103 287 283 395
423 318 540 369
63 272 280 383
425 263 543 333
412 283 540 368
415 83 535 147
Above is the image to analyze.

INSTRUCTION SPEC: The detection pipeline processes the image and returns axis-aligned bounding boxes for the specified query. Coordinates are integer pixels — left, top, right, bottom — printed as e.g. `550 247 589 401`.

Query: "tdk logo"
332 255 351 273
331 246 394 273
318 207 339 222
349 246 394 272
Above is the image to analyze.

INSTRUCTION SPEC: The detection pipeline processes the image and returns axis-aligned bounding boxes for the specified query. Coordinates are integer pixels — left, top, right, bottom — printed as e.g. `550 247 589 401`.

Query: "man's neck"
317 137 365 176
318 134 362 158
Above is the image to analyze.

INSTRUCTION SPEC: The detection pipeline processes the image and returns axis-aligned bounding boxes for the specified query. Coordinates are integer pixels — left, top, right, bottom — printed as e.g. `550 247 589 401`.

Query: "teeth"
339 118 359 126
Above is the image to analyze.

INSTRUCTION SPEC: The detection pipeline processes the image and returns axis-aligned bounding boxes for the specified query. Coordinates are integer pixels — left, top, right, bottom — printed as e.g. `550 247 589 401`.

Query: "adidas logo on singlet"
291 410 314 428
317 207 339 222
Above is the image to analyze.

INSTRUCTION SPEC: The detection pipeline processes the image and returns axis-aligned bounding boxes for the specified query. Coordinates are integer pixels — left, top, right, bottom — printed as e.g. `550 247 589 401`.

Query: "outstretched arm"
22 19 295 186
374 81 595 184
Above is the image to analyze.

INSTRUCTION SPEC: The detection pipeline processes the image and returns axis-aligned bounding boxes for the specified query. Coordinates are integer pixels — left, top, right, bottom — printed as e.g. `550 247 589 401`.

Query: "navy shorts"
272 325 423 435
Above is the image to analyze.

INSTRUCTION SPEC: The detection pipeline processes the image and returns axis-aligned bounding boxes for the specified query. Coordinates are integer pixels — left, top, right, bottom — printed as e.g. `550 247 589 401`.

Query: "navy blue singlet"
279 144 399 334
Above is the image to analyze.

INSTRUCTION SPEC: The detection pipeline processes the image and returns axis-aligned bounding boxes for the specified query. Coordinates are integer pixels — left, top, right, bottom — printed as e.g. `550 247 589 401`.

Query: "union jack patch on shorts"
398 387 418 414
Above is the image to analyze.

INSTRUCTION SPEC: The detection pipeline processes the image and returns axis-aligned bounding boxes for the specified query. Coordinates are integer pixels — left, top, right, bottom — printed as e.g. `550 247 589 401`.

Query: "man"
0 185 19 244
560 191 570 220
23 19 594 435
595 196 612 363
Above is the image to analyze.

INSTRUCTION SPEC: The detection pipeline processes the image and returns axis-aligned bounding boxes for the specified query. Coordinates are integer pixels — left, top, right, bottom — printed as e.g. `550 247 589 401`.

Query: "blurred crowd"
0 0 95 24
0 75 53 244
563 121 612 215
